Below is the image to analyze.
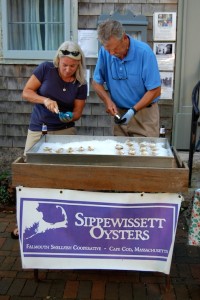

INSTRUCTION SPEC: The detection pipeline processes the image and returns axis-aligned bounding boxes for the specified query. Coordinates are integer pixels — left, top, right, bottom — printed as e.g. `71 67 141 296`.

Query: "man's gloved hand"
59 111 73 123
114 114 122 124
115 108 136 125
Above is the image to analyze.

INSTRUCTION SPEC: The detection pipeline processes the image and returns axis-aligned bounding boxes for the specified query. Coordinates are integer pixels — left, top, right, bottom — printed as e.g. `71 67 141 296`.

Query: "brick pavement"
0 201 200 299
0 152 200 299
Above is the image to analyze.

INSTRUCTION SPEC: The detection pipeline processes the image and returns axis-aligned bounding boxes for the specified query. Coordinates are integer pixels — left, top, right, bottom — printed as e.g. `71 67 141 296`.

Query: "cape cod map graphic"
22 202 69 243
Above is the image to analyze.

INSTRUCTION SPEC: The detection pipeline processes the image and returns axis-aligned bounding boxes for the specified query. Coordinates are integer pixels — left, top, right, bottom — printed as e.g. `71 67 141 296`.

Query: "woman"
11 41 87 239
23 40 87 155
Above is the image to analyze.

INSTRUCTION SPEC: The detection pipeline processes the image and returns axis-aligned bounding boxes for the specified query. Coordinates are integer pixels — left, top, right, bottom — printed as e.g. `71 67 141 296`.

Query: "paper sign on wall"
78 30 98 58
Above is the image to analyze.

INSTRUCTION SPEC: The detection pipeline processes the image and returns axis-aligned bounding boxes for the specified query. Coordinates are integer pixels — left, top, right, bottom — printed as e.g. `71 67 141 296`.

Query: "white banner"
16 187 182 274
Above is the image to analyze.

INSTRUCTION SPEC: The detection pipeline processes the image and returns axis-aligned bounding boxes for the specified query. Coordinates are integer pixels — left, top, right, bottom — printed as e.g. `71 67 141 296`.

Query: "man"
92 20 161 137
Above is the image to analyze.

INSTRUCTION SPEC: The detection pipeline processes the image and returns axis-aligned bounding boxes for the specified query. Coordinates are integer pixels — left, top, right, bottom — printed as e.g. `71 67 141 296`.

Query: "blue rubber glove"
117 108 136 125
114 114 121 124
59 111 73 123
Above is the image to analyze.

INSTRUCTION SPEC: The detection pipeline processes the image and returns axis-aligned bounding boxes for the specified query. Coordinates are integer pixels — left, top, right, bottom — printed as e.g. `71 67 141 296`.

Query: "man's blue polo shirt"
93 36 161 109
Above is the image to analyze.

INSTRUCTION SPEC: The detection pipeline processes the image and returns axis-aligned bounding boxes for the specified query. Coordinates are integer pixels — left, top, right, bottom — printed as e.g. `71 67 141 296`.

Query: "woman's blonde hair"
53 41 86 85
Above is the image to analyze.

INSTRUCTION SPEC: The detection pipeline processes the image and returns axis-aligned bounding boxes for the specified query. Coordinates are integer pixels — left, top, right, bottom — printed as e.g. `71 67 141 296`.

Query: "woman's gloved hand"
58 111 73 123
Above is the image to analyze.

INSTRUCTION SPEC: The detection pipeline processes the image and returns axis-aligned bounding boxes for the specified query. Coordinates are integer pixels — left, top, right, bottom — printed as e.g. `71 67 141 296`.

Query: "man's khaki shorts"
113 102 160 137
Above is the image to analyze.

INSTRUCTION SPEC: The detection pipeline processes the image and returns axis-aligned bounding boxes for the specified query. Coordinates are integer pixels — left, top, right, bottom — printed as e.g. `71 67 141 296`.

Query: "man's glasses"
60 50 80 57
111 61 128 80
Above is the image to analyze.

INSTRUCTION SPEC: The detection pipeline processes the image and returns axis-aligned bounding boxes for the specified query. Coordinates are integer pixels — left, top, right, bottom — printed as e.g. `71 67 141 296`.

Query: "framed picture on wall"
160 71 174 99
153 12 177 41
153 42 175 70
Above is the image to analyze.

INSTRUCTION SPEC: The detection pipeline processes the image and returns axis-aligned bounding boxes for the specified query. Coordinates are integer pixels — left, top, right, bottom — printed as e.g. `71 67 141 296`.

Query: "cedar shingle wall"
0 0 178 164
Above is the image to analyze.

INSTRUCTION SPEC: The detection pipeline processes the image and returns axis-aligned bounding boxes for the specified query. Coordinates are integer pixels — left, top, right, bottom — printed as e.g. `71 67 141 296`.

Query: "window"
2 0 73 60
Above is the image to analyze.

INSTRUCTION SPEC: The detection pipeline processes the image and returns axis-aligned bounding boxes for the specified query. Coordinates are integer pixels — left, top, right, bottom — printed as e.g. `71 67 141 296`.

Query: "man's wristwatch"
132 107 137 114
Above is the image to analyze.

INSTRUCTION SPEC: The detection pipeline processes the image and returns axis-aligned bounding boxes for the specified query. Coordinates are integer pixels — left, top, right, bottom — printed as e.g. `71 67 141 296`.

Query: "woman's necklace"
62 77 75 92
63 86 67 92
63 79 76 92
63 77 75 92
58 70 75 92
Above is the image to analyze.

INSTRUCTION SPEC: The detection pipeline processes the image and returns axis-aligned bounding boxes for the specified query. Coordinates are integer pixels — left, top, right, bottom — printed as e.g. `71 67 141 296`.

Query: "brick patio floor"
0 209 200 300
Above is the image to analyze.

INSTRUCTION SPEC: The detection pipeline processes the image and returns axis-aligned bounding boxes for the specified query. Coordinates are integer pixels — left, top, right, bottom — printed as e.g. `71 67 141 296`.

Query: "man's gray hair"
97 20 125 44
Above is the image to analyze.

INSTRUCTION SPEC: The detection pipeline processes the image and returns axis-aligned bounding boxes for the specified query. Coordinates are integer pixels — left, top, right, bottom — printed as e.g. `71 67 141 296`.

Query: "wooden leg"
165 274 171 291
34 269 39 282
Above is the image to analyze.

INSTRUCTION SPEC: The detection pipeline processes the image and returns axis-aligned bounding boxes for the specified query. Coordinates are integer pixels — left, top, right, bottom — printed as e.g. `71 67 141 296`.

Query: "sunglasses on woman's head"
60 49 80 57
